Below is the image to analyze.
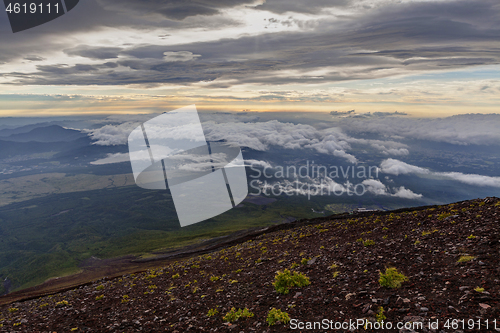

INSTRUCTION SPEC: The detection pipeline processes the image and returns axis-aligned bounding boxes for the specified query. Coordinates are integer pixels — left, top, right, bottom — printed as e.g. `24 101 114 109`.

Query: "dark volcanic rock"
0 197 499 332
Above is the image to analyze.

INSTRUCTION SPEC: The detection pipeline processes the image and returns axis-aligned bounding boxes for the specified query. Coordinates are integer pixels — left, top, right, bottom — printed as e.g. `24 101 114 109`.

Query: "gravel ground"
1 197 499 332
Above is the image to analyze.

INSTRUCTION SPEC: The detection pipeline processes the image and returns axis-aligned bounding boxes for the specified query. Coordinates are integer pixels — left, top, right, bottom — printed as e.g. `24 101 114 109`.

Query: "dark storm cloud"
3 0 500 87
95 0 259 20
0 0 140 64
0 0 239 64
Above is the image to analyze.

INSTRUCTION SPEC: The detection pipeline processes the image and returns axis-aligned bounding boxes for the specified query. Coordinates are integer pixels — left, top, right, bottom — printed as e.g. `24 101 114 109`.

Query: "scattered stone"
1 198 499 332
307 257 317 265
345 293 356 300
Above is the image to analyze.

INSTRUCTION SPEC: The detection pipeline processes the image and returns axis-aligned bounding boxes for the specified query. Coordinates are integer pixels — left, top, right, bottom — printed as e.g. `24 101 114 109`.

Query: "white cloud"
393 186 423 199
245 159 273 169
203 120 359 163
362 179 389 195
342 137 409 156
380 158 430 176
380 158 500 188
90 152 130 165
87 118 416 164
86 122 141 146
163 51 201 62
341 114 500 146
439 172 500 188
362 178 423 199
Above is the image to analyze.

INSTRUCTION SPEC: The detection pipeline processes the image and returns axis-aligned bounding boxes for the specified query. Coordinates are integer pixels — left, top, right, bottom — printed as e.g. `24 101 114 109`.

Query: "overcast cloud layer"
1 0 500 89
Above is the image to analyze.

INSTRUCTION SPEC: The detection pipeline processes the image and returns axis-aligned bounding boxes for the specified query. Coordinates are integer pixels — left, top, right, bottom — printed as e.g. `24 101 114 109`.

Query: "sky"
0 0 499 116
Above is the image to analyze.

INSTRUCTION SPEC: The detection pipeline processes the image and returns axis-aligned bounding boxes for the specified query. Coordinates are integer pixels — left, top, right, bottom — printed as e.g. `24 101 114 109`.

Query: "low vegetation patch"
222 307 254 322
363 239 375 246
376 307 386 322
457 255 475 263
379 268 409 289
207 308 218 317
266 308 291 326
273 269 311 294
55 300 69 307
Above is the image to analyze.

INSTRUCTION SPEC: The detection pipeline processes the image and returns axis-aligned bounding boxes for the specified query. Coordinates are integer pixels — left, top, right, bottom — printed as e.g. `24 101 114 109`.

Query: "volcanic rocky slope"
1 197 499 332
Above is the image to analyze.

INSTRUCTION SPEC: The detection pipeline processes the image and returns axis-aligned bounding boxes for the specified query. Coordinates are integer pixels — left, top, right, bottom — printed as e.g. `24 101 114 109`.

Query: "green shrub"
376 307 386 322
457 255 475 263
273 269 310 294
95 285 104 291
8 307 18 313
223 307 254 322
95 295 104 301
474 287 485 293
379 268 408 289
55 300 69 307
363 239 375 246
207 308 219 317
266 308 290 326
329 263 340 278
422 229 438 236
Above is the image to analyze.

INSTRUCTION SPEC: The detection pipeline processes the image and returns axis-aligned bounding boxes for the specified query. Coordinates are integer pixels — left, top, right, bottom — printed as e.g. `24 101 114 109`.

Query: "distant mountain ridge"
0 121 70 137
1 125 87 143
